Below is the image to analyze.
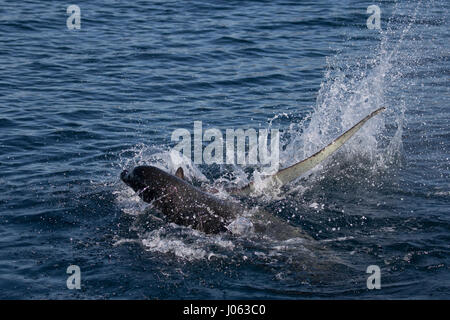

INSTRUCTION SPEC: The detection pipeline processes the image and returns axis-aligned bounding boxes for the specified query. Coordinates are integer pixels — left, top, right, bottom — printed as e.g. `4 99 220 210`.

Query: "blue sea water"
0 0 448 299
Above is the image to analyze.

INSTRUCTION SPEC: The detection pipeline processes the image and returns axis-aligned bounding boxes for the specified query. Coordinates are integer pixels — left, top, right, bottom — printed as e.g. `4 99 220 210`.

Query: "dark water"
0 0 448 299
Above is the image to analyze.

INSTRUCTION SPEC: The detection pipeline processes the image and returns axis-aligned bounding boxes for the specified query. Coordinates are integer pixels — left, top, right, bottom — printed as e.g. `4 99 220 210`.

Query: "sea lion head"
120 165 171 202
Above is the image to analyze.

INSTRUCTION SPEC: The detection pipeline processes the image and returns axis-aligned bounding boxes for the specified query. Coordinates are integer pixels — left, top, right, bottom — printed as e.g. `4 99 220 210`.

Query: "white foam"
139 227 235 261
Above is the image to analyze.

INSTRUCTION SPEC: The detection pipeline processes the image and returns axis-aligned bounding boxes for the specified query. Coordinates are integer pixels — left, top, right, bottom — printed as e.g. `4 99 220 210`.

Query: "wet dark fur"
121 166 242 234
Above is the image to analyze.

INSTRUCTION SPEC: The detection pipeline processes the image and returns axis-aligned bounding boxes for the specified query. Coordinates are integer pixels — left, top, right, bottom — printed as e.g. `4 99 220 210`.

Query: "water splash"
275 1 440 188
118 143 208 182
113 0 442 262
140 227 234 261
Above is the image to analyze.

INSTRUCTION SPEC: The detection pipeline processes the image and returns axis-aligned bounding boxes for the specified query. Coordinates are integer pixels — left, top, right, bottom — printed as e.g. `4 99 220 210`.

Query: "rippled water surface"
0 0 448 299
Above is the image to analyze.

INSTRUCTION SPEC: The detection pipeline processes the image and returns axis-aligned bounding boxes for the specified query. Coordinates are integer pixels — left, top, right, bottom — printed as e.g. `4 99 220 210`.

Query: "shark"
121 107 385 240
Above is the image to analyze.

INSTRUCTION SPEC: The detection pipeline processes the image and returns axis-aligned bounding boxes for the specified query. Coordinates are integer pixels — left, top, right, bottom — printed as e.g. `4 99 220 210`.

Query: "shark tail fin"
232 107 386 196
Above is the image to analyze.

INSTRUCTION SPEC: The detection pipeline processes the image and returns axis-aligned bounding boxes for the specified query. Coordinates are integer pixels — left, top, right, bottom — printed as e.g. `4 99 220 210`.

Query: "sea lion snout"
120 166 168 203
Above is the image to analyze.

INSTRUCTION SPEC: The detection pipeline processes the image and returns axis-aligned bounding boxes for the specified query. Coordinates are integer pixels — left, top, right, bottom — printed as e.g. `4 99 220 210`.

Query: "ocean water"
0 0 448 299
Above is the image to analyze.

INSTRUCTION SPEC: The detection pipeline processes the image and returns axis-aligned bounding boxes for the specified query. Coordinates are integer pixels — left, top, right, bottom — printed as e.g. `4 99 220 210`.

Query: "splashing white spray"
279 1 437 178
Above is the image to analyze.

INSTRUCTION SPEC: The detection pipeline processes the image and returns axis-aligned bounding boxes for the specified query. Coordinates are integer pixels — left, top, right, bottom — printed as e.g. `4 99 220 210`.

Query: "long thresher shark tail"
231 107 386 196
